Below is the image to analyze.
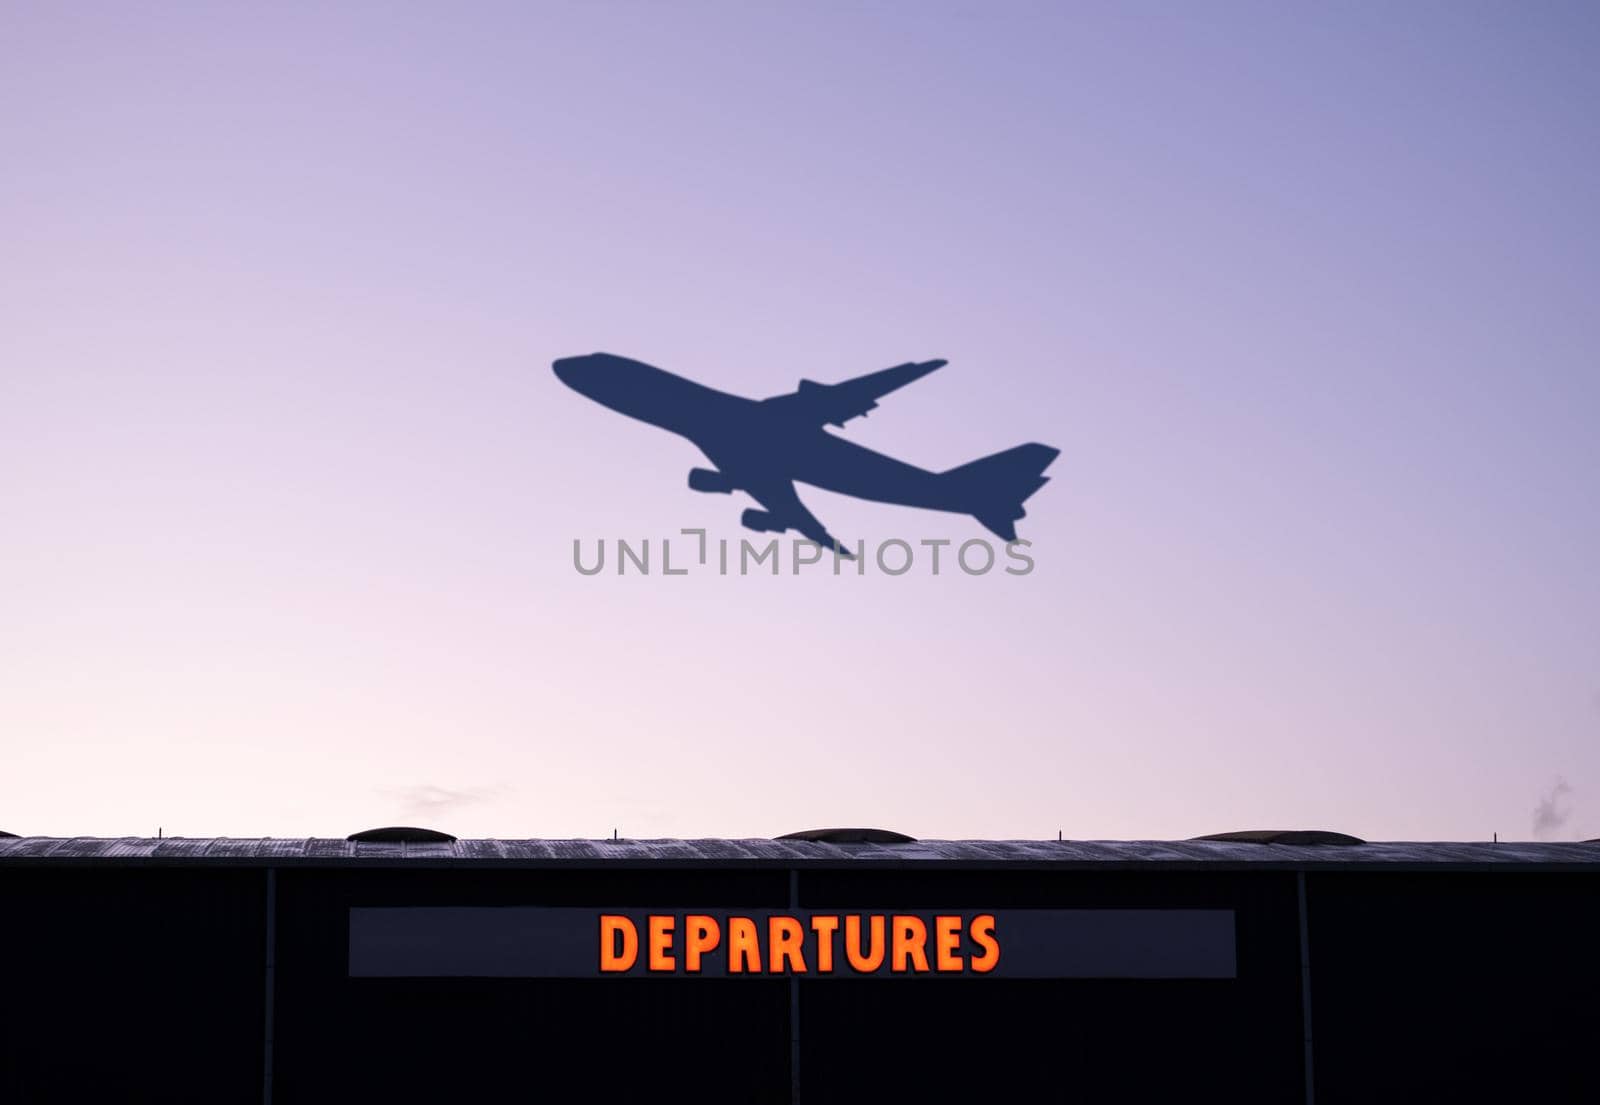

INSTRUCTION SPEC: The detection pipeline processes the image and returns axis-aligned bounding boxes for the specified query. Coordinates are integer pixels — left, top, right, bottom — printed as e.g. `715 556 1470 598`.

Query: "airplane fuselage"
554 353 951 509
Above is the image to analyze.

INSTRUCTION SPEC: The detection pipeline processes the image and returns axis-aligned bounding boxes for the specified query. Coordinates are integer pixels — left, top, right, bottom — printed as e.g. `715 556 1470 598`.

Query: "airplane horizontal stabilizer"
943 443 1060 541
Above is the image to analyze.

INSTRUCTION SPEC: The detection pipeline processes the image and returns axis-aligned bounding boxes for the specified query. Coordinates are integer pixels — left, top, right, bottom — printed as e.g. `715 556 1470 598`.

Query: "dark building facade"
2 835 1597 1103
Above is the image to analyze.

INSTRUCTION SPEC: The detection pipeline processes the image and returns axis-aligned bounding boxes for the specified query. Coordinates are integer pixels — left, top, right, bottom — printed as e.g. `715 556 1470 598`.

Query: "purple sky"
3 2 1597 842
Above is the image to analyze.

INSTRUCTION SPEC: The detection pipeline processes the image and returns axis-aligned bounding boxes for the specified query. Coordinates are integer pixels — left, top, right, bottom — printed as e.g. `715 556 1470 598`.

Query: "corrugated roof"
0 836 1597 869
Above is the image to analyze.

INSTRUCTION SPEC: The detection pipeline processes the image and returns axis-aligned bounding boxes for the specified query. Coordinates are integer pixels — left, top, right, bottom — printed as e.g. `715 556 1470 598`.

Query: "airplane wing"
762 359 946 428
745 478 854 557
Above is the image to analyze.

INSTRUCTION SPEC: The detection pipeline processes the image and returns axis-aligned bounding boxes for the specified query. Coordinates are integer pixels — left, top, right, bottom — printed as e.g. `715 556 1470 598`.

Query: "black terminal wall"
4 860 1596 1105
1307 871 1600 1105
0 868 267 1105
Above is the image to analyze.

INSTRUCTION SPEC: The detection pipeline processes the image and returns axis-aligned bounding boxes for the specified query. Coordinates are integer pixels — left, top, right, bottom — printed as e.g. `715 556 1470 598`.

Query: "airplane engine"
688 467 733 494
740 509 785 534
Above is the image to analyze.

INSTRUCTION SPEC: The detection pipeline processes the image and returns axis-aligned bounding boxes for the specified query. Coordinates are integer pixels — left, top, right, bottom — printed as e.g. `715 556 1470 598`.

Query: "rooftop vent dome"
776 827 916 844
1193 829 1365 846
347 826 457 844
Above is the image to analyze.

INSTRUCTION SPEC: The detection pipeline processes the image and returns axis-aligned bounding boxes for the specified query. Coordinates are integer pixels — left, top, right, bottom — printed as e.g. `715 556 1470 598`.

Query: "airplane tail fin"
942 443 1060 541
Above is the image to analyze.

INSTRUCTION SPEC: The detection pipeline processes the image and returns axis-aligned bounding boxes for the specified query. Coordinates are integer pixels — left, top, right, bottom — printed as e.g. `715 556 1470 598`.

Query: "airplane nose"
552 356 582 386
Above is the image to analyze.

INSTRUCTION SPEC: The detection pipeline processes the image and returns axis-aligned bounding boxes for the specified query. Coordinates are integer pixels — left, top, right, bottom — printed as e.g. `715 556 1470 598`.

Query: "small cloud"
1531 779 1573 840
383 784 506 818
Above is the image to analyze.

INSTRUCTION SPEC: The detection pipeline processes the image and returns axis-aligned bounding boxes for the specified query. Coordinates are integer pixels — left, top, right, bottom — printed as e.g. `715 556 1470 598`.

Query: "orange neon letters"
768 916 807 973
968 914 1000 973
599 912 1000 975
648 914 676 972
727 916 761 973
891 915 931 973
934 915 964 972
844 914 886 972
599 914 638 972
809 914 840 973
684 915 720 973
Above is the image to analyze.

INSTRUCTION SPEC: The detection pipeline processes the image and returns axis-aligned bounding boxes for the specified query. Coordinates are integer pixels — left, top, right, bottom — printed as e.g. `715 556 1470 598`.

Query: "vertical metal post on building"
789 867 801 1105
1296 869 1315 1105
262 867 277 1105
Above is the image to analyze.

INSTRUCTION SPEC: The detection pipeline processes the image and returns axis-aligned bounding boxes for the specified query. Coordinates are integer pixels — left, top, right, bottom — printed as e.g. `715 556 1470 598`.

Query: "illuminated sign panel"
349 908 1236 979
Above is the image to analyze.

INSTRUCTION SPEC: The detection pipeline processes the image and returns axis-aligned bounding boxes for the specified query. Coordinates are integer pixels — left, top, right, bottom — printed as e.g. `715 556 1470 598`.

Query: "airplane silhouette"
553 353 1059 552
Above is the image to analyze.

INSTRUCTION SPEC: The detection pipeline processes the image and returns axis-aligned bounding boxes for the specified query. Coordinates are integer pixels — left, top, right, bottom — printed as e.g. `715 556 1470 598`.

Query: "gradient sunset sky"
3 2 1596 842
